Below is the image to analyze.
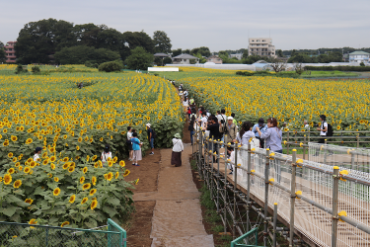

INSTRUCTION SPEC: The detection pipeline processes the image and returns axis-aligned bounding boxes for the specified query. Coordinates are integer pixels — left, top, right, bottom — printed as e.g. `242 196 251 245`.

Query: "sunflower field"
178 76 370 131
0 71 183 231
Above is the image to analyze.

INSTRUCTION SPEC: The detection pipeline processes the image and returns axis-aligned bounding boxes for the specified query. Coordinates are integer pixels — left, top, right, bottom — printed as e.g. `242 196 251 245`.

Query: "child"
33 147 42 161
131 132 142 166
227 145 235 175
101 145 112 167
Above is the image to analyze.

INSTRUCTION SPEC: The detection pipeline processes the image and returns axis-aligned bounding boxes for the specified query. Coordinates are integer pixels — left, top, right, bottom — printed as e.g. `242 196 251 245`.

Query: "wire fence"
193 130 370 247
0 218 126 247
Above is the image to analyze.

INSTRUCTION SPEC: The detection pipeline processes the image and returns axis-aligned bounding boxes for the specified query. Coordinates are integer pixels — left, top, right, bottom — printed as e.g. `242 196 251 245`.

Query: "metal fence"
230 228 262 247
193 130 370 247
0 218 126 247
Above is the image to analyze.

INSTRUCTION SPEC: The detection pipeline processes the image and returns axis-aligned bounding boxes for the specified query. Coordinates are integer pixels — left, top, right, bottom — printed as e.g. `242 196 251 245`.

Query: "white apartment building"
349 51 369 64
248 38 276 57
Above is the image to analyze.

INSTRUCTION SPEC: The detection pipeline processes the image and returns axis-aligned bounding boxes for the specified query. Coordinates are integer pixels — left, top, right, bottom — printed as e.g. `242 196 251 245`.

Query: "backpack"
327 124 333 136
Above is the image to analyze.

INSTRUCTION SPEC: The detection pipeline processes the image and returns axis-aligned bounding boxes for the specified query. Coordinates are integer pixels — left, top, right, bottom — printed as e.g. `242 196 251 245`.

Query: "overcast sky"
1 0 369 52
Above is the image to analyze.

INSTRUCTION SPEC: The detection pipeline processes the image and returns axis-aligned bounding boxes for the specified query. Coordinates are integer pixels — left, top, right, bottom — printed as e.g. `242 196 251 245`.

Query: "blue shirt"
252 123 267 138
131 137 141 151
260 127 282 152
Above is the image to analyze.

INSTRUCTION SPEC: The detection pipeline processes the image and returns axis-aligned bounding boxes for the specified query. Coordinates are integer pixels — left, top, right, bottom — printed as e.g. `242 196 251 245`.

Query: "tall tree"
191 46 211 57
153 30 172 53
54 45 120 64
126 46 153 70
172 48 182 56
0 41 5 63
276 49 284 57
15 19 74 63
242 50 249 59
121 31 154 60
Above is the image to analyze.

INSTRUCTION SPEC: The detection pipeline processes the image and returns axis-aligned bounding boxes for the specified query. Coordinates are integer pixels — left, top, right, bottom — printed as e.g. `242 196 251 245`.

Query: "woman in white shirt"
33 147 42 161
171 133 184 167
239 121 255 146
101 145 112 167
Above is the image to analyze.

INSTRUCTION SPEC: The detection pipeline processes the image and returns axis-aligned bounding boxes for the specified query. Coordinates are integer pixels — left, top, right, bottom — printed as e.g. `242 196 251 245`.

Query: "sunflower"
63 157 69 162
94 162 99 168
12 157 17 162
13 180 22 188
8 152 13 158
135 178 139 185
61 221 70 227
18 166 23 171
76 146 80 150
113 157 118 163
90 200 98 210
68 166 75 173
42 160 49 165
119 161 126 167
62 163 70 170
53 187 61 196
86 155 90 162
30 162 37 168
8 168 15 174
92 155 97 161
89 189 97 196
106 172 113 181
51 163 55 170
50 156 56 162
79 176 85 184
108 161 113 167
92 176 97 186
82 183 91 190
104 174 108 179
48 173 53 178
78 137 82 142
69 194 76 204
98 160 102 167
15 162 20 167
54 177 59 182
27 158 33 163
3 140 9 147
25 138 33 144
99 137 103 142
81 197 88 204
63 135 67 139
107 157 112 162
3 128 7 133
83 167 88 174
24 167 31 174
11 135 17 142
123 170 130 177
29 219 37 225
25 198 34 205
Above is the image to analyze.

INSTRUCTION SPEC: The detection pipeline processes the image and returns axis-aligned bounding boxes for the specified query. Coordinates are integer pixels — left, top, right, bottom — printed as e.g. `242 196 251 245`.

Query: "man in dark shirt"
207 116 221 162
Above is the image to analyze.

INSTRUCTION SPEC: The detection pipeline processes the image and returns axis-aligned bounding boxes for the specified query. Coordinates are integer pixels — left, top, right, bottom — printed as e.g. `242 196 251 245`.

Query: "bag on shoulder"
327 124 333 136
151 129 156 139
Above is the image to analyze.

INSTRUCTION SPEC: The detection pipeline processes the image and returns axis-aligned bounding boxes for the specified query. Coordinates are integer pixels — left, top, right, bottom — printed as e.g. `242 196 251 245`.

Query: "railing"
193 129 370 247
0 218 126 247
231 228 263 247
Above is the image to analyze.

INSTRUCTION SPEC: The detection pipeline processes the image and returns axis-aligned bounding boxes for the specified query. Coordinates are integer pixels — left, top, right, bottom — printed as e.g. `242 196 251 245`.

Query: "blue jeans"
150 138 154 149
190 131 194 144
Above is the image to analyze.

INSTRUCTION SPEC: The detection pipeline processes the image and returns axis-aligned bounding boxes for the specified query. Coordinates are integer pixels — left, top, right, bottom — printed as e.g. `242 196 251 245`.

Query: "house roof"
207 55 222 60
349 51 369 55
254 60 269 64
173 53 198 59
153 53 169 57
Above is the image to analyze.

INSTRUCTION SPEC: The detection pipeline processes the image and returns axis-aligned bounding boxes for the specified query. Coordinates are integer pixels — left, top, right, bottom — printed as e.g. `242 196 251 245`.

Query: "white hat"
146 123 151 128
228 117 234 120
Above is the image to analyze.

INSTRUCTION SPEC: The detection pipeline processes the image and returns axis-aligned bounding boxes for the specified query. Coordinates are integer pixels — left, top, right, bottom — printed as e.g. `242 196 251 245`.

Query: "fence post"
46 225 49 247
287 131 290 155
289 149 297 246
303 135 306 160
357 133 360 149
224 139 228 235
332 166 340 247
210 136 214 194
246 142 252 237
273 203 278 247
198 130 202 179
233 140 237 239
324 139 327 164
264 148 270 247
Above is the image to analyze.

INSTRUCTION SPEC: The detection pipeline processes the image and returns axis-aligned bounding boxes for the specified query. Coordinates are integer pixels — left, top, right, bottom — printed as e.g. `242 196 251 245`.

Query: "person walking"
256 117 283 183
33 147 42 161
131 132 142 166
101 145 112 167
127 127 133 161
239 121 255 146
201 112 208 129
220 116 237 142
171 133 184 167
189 116 196 145
146 123 155 155
314 115 330 156
252 118 268 148
207 116 221 162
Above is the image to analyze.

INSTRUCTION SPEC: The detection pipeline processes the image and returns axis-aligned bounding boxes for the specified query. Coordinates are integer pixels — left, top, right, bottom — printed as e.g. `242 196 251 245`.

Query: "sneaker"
134 163 140 166
149 152 154 155
128 158 133 161
132 163 135 166
229 172 233 175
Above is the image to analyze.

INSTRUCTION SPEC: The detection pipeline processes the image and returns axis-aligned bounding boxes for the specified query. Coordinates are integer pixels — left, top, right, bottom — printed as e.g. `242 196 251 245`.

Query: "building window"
251 40 254 42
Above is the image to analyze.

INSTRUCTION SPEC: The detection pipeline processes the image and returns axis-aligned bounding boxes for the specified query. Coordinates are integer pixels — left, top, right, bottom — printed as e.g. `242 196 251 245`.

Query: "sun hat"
146 123 151 128
174 133 181 139
228 116 233 120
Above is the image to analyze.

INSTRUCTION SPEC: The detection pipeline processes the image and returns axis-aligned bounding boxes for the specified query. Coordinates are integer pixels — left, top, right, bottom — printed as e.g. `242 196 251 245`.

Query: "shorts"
126 140 132 151
150 138 154 149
